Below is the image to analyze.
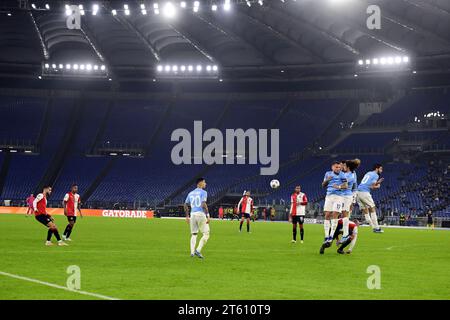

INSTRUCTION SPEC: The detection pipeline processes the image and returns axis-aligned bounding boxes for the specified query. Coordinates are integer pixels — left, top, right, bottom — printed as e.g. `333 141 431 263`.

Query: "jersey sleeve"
323 172 328 182
33 194 43 211
301 194 308 205
185 193 190 204
63 193 69 202
201 190 207 203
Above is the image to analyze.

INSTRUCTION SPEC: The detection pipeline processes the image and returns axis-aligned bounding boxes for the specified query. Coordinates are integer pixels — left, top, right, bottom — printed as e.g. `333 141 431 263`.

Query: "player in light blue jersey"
184 177 210 258
320 161 348 254
339 159 361 243
356 164 384 233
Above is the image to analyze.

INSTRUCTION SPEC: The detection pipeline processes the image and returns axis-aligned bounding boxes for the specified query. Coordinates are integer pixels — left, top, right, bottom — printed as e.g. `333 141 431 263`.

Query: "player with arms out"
320 161 347 254
237 190 253 233
25 194 34 217
290 185 308 243
184 178 210 259
340 159 360 243
33 186 67 246
357 164 384 233
62 184 82 241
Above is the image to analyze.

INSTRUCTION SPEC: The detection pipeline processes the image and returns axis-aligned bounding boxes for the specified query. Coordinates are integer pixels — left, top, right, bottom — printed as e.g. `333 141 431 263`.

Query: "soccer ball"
270 179 280 189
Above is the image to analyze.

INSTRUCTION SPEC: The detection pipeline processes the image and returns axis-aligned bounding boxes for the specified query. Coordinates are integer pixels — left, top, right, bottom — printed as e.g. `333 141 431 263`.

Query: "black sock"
339 238 352 251
239 221 243 230
47 229 53 241
66 225 73 238
247 222 250 232
293 227 297 241
53 229 61 241
300 228 304 240
63 224 70 236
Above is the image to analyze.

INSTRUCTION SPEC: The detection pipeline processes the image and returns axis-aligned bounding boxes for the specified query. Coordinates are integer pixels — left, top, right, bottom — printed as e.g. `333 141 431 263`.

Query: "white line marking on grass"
0 271 120 300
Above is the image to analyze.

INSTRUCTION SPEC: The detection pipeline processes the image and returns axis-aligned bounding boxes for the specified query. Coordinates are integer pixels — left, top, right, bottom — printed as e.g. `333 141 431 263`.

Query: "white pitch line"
0 271 120 300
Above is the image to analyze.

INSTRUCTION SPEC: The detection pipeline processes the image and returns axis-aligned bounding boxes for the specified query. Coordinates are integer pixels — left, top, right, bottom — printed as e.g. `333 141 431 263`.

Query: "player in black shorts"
290 186 308 243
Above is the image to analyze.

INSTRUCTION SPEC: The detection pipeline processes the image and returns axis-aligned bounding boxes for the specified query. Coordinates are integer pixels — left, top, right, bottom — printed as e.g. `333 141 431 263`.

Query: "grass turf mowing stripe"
0 271 120 300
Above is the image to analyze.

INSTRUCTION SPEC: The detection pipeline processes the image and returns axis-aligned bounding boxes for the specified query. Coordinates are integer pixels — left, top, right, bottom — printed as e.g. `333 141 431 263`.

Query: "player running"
33 186 67 246
357 164 384 233
321 161 347 247
340 159 360 243
237 190 253 233
320 218 359 254
62 184 82 241
184 178 210 259
25 194 34 217
290 185 308 243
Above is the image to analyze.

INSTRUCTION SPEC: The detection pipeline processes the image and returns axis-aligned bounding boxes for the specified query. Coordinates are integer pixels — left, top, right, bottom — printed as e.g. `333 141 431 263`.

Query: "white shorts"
190 212 210 234
356 191 376 209
342 195 353 212
323 194 343 213
352 192 357 204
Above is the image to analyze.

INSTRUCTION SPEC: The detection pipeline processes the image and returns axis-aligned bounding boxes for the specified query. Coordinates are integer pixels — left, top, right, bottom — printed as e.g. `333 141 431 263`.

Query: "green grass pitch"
0 214 449 300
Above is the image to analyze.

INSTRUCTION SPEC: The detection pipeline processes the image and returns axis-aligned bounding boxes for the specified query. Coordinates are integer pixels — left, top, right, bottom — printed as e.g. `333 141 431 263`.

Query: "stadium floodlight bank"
41 62 108 79
356 55 412 73
155 64 219 79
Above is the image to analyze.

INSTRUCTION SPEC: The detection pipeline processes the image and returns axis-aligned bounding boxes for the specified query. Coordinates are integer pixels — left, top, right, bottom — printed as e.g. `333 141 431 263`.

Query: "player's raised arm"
322 174 332 188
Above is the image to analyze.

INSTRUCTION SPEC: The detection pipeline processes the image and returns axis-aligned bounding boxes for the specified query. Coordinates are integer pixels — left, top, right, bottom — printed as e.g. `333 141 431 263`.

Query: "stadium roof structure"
0 0 450 84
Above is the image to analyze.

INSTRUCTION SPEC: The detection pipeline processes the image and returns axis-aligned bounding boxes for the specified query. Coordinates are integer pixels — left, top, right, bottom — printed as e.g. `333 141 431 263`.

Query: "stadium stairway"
0 152 11 197
81 157 117 202
158 94 235 207
325 90 406 152
35 98 83 193
35 96 52 152
144 95 177 157
88 99 114 154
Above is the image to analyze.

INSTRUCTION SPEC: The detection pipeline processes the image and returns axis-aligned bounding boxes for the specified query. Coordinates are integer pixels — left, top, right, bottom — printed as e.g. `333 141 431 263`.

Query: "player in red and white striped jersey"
290 185 308 243
33 186 67 246
62 184 82 241
237 191 253 233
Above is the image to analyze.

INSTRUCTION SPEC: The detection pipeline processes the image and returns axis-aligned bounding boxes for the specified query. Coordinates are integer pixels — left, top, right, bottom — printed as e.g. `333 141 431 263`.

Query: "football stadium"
0 0 449 305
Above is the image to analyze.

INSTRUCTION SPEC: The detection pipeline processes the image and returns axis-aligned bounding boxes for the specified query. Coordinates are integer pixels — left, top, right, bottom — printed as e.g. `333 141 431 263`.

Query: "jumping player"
62 184 82 241
340 159 360 243
33 186 67 246
25 194 34 217
184 178 210 259
321 161 347 246
237 190 253 233
290 185 308 243
357 164 384 233
320 218 359 254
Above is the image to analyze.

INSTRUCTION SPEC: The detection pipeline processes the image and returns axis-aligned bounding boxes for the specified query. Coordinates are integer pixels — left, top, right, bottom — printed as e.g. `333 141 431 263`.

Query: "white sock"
364 213 373 228
190 235 197 254
324 219 331 238
343 217 349 237
330 219 338 239
370 211 379 229
197 233 209 253
348 234 357 251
